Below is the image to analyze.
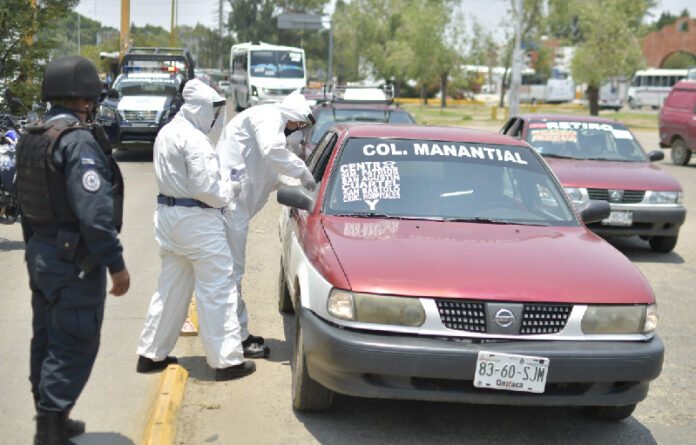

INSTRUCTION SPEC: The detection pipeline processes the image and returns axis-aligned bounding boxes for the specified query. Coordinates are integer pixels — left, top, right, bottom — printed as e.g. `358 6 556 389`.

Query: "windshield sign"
250 50 304 79
324 138 578 226
526 120 646 162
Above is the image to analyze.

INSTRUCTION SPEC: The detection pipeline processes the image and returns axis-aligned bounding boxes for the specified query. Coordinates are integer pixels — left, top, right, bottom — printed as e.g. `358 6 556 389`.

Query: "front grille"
588 188 645 203
122 110 158 121
436 300 486 332
520 304 572 334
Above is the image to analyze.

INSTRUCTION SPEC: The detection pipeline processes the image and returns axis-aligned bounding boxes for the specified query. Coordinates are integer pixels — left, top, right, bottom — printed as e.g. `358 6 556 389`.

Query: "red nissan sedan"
277 124 663 420
501 114 686 253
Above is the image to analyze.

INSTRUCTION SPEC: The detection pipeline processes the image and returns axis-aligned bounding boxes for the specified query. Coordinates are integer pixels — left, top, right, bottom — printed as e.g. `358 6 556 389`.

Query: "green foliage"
648 9 691 32
570 0 653 115
179 24 235 69
0 0 79 109
662 51 696 69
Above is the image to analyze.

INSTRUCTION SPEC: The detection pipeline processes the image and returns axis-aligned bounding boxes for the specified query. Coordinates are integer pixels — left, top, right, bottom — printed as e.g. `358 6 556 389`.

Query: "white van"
230 42 307 110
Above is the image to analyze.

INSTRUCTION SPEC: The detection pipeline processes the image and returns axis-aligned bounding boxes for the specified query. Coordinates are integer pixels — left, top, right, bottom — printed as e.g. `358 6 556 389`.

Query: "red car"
277 124 663 419
659 80 696 165
502 114 686 253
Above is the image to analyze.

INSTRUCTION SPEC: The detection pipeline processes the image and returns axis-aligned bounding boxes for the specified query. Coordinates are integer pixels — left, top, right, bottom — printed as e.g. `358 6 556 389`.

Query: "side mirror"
106 89 119 100
579 200 611 224
9 96 26 115
277 185 315 212
648 150 665 162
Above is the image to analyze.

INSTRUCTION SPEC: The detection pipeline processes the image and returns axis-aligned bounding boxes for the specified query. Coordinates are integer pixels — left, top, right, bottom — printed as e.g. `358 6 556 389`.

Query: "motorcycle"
0 89 39 224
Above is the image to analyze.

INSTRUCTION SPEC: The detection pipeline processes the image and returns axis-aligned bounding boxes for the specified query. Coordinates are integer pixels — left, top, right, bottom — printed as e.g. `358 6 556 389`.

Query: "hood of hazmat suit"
138 78 244 369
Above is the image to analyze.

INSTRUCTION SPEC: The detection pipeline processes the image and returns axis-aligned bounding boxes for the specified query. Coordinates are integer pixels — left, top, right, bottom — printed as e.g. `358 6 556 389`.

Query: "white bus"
627 68 687 109
516 69 575 104
229 42 307 110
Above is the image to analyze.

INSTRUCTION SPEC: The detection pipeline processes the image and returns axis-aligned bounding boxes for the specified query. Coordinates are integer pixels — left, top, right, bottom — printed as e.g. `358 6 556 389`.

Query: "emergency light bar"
123 66 179 73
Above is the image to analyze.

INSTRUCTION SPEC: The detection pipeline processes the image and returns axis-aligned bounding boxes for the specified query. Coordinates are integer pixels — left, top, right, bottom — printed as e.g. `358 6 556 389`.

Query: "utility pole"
218 0 224 70
77 14 81 56
508 0 523 117
170 0 176 47
120 0 130 61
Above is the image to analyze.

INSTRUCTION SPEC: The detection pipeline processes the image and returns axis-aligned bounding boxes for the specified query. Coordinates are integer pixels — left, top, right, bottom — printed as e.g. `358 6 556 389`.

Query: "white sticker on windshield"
341 161 400 208
611 129 633 140
413 143 528 165
289 52 302 62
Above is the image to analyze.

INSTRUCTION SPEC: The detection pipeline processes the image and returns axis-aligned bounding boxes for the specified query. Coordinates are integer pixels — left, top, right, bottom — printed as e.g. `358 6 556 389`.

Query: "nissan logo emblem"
494 308 515 328
136 111 145 121
609 190 623 202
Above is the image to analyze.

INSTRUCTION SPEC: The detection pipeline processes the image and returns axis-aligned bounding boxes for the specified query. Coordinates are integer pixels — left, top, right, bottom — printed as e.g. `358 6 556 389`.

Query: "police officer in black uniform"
15 56 130 444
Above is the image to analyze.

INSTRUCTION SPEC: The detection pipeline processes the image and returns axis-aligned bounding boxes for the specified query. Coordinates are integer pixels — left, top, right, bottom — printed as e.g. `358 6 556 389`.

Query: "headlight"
98 105 116 120
563 187 589 205
327 289 425 327
648 191 682 204
581 305 655 334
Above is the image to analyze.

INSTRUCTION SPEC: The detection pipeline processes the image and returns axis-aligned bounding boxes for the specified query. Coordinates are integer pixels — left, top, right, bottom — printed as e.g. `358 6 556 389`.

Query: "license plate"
474 351 549 393
601 210 633 226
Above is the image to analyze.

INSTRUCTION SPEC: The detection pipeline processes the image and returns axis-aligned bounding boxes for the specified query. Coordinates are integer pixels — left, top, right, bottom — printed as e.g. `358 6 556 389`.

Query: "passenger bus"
627 68 687 109
229 42 307 110
517 69 575 104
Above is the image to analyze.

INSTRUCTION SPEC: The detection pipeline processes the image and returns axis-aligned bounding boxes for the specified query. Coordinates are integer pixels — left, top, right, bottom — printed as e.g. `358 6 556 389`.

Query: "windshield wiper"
583 156 633 162
333 213 442 221
442 217 513 224
541 153 581 160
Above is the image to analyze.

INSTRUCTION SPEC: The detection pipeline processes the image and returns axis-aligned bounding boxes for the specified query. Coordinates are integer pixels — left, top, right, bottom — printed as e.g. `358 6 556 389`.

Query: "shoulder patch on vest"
82 170 101 192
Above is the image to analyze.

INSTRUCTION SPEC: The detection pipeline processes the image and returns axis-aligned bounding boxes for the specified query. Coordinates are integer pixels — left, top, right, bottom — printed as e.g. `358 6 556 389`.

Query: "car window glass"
307 132 336 175
500 118 515 134
525 120 646 162
387 111 416 124
323 138 577 226
511 119 525 138
312 134 338 182
309 109 415 144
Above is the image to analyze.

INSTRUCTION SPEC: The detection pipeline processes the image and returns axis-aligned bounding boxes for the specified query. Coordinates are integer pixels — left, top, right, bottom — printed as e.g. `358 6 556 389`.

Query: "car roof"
673 80 696 91
336 124 529 146
515 113 619 124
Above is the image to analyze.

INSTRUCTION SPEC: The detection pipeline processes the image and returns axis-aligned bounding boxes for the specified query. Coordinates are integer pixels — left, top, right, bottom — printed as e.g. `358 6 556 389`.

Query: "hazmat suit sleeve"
183 134 234 208
250 117 312 180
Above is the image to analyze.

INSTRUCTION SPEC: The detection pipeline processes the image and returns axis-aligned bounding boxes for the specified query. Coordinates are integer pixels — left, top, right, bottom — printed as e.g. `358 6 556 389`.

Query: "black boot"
34 409 75 445
34 400 84 438
136 355 178 373
242 335 270 358
215 361 256 380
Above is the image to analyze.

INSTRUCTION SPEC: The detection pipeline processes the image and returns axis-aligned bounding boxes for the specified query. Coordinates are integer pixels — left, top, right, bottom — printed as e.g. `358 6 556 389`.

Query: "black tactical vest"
15 117 124 232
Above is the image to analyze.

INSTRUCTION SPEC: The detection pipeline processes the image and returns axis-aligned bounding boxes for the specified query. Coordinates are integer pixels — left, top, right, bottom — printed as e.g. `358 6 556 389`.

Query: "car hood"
545 158 681 191
321 217 653 304
117 95 168 112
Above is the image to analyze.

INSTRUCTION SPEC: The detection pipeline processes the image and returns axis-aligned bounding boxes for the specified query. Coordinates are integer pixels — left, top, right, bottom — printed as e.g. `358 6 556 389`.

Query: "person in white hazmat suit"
136 78 255 380
216 92 316 358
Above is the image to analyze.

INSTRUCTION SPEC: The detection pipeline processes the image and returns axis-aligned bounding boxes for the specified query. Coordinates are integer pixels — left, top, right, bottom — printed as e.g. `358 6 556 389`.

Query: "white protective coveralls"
137 79 244 369
217 92 315 340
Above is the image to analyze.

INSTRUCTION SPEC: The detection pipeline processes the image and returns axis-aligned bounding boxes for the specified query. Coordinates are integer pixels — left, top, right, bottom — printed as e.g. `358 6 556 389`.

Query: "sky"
75 0 693 35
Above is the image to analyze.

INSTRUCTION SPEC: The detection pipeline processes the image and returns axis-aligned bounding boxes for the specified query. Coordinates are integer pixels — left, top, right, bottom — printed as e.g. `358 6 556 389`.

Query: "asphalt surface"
1 121 694 444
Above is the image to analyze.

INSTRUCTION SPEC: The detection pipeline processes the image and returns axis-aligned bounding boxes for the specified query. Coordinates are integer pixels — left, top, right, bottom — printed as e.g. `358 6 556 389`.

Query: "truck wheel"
278 261 293 313
671 139 691 165
649 236 678 253
234 92 243 112
292 314 333 412
628 98 637 109
584 404 636 421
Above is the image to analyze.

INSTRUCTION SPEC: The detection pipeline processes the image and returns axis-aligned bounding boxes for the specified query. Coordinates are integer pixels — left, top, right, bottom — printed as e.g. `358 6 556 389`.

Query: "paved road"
176 128 696 445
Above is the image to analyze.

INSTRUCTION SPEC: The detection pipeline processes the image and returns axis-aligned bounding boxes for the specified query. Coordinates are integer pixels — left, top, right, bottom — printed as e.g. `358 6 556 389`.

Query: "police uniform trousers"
27 236 106 412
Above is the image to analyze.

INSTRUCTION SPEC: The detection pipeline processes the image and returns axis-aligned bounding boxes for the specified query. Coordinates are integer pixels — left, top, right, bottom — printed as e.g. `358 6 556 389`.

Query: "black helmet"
42 56 102 102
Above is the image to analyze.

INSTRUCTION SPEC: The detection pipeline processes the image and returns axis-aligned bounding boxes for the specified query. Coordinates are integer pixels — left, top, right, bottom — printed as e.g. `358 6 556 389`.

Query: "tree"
0 0 78 109
570 0 653 115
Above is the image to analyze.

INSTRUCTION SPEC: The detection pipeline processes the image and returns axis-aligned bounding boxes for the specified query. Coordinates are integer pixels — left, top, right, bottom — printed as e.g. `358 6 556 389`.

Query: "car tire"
649 236 678 253
278 261 294 313
628 98 637 109
292 314 333 412
584 404 636 421
671 138 691 165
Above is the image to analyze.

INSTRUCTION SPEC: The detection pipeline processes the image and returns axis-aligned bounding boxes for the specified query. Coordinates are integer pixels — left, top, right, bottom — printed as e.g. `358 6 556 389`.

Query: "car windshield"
113 75 179 97
323 138 578 226
525 120 646 162
249 50 304 79
310 109 415 144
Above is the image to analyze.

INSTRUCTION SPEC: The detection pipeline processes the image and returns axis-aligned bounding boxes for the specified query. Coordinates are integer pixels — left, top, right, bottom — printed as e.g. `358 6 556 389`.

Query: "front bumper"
301 308 664 407
98 119 162 144
587 205 686 238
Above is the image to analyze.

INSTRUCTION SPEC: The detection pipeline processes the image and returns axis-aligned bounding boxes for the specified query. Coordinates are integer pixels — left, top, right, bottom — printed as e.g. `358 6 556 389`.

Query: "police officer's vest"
15 117 124 232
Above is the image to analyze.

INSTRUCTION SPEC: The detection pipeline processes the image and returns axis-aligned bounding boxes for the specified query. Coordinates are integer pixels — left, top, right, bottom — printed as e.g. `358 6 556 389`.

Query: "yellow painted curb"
140 364 189 445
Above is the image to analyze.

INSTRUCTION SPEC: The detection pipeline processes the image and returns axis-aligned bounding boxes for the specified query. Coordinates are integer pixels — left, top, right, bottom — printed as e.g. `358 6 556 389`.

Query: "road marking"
140 364 188 445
